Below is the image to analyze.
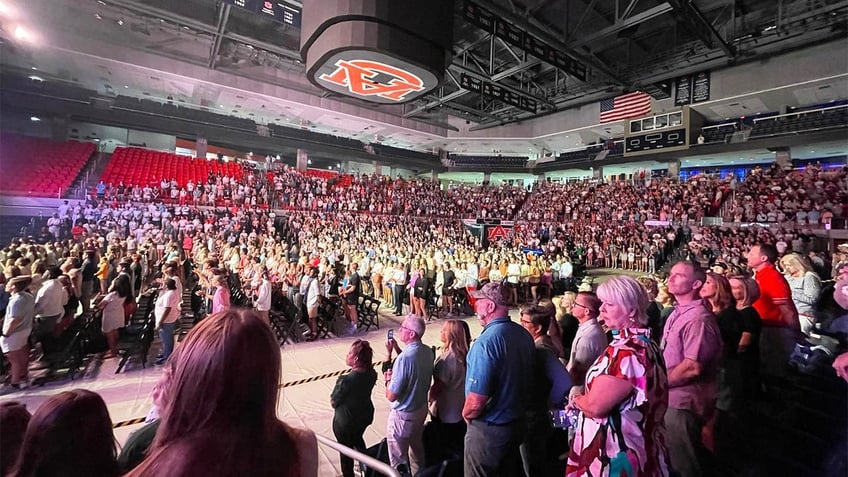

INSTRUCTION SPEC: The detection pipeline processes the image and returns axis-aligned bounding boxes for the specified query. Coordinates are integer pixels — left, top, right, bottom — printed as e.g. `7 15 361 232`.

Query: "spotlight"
30 116 40 122
117 18 124 26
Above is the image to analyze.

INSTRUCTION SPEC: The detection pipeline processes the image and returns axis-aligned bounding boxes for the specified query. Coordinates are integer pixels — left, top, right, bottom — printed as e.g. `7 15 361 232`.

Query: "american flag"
599 91 652 123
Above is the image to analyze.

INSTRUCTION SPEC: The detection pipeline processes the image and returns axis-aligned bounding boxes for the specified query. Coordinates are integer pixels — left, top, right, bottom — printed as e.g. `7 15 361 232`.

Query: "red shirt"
753 263 795 326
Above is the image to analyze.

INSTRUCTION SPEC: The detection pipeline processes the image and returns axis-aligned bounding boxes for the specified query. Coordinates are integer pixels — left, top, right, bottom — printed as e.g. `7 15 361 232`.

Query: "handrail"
753 103 848 123
702 121 737 130
315 434 401 477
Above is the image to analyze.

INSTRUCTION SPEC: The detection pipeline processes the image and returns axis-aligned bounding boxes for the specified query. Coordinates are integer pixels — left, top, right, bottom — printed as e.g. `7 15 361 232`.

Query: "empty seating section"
370 143 440 162
101 147 245 188
556 144 603 163
114 96 257 131
751 105 848 137
701 123 737 143
450 155 528 169
267 124 363 149
0 134 95 196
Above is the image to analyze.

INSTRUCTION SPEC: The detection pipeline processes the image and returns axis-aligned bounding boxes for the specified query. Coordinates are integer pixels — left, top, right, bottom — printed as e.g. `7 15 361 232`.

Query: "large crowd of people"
1 159 847 477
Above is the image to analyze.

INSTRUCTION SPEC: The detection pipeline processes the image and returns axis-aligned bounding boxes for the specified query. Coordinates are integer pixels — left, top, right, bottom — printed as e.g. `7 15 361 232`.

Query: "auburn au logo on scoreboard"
319 60 426 102
309 51 438 104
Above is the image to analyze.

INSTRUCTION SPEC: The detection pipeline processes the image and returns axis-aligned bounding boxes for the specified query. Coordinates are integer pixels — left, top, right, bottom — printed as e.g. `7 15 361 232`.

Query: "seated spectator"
0 401 31 476
567 275 669 476
126 309 318 477
10 389 118 477
331 339 377 477
118 366 172 473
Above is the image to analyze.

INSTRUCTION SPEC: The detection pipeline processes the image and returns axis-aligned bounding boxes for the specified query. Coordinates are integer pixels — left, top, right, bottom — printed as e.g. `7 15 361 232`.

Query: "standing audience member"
384 315 434 474
780 253 821 335
33 267 67 348
463 282 535 477
662 261 722 477
127 309 318 477
212 274 230 314
427 320 471 465
253 269 272 326
566 291 606 396
747 244 799 378
724 276 762 410
2 276 35 394
10 389 119 477
0 401 31 476
96 275 132 359
331 340 377 477
341 263 362 335
567 275 670 477
301 267 321 340
154 278 181 365
519 302 572 477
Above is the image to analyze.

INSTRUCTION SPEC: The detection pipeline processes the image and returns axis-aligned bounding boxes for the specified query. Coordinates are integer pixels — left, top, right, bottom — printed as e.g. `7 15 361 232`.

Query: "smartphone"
387 329 394 341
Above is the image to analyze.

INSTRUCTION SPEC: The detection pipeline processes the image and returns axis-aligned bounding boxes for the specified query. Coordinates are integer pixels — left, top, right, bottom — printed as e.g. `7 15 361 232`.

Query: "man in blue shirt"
384 316 434 474
463 282 535 477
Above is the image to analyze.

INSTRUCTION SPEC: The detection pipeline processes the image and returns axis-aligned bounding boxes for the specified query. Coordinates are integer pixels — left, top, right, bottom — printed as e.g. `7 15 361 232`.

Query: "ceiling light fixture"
30 66 37 70
117 18 124 26
28 75 43 81
97 0 107 5
95 13 102 19
30 116 40 122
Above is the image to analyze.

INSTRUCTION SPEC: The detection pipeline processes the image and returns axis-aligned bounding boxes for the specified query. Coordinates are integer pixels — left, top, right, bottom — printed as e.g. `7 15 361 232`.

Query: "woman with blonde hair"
780 253 821 335
427 319 471 464
127 309 318 477
723 276 762 411
567 275 669 477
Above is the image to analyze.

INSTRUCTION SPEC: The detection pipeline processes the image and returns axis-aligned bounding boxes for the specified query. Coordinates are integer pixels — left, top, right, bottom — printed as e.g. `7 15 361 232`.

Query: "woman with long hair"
127 309 318 477
96 274 132 358
698 271 738 451
10 389 118 477
331 339 377 477
724 276 762 411
567 275 669 477
780 253 821 335
427 319 471 464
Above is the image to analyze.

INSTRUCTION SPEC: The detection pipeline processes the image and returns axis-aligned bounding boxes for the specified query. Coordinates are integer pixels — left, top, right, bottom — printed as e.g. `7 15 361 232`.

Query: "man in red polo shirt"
747 243 799 378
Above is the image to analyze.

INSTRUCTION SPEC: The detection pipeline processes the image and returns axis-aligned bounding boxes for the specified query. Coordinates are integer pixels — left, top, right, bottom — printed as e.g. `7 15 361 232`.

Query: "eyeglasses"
572 302 589 311
399 325 417 336
519 318 533 326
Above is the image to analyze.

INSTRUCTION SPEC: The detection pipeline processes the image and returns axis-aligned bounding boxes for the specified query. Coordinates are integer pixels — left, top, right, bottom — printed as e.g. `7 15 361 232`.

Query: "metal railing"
315 434 401 477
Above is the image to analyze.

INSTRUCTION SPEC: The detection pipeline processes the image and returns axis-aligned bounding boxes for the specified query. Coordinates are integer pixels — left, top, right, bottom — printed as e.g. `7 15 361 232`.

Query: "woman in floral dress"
567 275 670 477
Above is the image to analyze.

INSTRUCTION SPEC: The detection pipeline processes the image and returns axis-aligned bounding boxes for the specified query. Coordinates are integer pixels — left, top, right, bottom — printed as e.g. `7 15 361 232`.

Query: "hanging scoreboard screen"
223 0 302 27
625 128 687 154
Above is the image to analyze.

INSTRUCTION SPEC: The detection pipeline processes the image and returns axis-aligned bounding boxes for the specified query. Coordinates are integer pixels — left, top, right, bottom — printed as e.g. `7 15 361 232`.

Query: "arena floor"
1 307 487 476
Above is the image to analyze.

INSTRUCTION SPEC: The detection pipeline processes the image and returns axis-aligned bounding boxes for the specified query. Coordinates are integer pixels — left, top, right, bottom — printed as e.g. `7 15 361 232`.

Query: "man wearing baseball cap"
463 282 535 477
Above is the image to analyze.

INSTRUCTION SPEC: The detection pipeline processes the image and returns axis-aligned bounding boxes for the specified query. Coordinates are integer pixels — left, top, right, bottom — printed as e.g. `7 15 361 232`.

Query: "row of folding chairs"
115 288 159 374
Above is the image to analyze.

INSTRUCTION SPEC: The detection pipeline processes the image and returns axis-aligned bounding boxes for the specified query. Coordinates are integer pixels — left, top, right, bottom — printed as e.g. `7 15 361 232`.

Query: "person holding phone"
331 340 377 477
384 316 434 474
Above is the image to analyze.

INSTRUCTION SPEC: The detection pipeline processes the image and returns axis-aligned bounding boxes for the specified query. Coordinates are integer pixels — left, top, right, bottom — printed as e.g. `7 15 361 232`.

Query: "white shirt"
35 279 68 318
255 279 272 312
155 289 181 327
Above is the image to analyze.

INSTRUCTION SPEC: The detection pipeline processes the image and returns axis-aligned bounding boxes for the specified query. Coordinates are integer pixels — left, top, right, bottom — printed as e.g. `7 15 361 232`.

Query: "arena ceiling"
0 0 846 156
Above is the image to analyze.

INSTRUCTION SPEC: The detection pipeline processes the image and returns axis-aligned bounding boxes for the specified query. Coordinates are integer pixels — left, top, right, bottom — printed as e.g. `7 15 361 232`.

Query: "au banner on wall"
463 218 514 248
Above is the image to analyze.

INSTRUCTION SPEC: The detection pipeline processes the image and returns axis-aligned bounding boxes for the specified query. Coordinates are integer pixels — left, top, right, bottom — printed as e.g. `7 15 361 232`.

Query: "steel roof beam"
471 0 628 86
566 3 674 49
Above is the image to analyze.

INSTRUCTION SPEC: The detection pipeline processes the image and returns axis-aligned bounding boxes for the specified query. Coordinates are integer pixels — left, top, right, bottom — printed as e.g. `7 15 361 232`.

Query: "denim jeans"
159 321 177 360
